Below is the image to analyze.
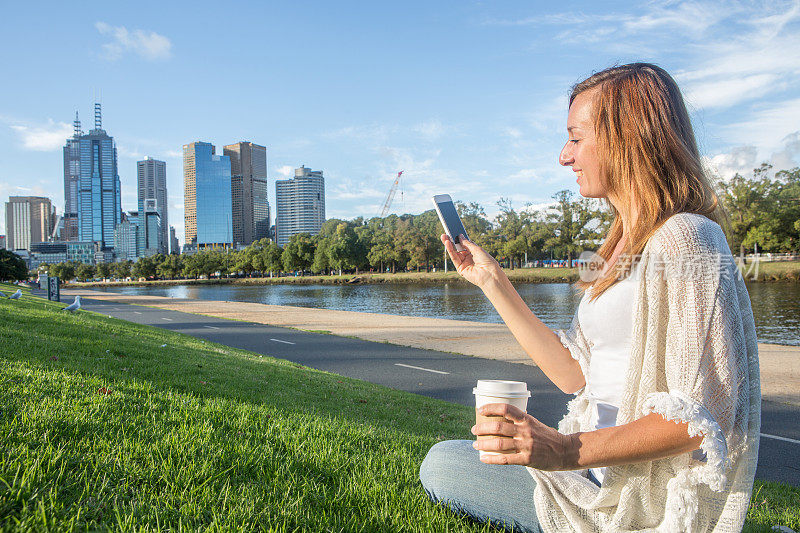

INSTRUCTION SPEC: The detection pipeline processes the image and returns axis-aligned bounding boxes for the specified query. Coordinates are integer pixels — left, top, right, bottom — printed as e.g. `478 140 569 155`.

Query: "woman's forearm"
562 413 704 470
481 272 585 393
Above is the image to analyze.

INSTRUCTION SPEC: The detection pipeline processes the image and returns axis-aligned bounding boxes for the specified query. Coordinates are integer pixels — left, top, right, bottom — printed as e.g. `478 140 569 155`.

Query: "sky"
1 0 799 244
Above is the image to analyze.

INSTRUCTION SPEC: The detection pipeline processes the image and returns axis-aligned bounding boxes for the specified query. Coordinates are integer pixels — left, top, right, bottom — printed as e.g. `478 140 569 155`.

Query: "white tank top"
577 263 639 484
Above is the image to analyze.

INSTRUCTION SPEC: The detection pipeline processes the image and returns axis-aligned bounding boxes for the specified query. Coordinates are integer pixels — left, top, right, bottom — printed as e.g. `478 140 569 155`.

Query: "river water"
97 281 800 346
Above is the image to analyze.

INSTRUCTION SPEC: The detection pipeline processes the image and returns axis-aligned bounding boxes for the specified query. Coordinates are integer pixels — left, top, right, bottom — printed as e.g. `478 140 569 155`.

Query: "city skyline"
1 1 799 244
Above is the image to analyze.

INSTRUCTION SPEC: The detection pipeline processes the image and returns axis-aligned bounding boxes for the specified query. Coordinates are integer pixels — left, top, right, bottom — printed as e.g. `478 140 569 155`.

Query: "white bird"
8 289 21 300
62 296 82 312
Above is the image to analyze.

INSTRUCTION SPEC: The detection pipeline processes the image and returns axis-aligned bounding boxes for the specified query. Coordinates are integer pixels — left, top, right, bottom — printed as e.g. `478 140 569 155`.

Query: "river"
97 281 800 346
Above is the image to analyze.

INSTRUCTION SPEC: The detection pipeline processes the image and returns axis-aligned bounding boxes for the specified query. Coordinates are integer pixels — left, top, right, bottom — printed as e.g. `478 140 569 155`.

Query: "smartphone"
432 194 469 252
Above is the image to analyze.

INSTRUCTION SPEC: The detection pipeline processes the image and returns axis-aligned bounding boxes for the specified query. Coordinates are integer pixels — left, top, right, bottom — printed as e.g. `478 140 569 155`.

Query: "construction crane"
379 170 404 217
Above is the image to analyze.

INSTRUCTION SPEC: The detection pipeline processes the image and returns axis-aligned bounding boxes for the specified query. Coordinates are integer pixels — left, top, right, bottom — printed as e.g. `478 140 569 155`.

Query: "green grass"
744 260 800 282
0 283 797 531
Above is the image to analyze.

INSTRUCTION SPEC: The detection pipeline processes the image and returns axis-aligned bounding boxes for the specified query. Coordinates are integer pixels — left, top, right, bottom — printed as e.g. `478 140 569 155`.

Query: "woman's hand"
471 403 577 471
442 234 503 289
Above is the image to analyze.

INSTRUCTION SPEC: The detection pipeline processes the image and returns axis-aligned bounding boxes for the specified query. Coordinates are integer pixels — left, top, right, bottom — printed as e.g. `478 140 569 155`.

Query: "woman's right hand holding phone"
441 234 504 290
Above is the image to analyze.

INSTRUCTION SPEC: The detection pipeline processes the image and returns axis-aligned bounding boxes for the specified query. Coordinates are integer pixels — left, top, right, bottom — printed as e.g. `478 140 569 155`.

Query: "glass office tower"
76 104 122 247
183 142 233 247
137 157 168 255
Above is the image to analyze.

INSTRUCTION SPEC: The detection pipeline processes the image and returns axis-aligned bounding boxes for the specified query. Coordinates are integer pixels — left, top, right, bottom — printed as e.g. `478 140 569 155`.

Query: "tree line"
716 165 800 254
41 190 610 282
37 166 800 282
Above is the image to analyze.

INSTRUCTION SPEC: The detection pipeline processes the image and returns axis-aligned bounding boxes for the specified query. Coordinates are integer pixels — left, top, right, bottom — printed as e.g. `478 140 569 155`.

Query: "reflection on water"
99 280 799 346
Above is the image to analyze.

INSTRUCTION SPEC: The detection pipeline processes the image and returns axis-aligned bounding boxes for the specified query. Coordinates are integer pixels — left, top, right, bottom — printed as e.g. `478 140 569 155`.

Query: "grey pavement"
59 293 800 486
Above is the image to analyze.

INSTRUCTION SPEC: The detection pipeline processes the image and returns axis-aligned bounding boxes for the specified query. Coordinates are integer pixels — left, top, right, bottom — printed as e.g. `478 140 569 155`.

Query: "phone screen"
436 199 469 244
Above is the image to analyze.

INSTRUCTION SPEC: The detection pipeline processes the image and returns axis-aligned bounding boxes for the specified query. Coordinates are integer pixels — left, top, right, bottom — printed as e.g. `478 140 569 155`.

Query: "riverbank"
67 267 577 287
65 260 800 288
63 288 800 407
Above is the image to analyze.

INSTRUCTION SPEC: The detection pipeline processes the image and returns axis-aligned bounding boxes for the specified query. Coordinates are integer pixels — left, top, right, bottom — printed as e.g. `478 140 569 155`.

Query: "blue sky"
1 1 799 244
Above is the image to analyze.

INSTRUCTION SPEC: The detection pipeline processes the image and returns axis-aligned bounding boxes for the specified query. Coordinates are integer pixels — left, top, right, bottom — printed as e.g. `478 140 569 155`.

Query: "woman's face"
559 90 606 199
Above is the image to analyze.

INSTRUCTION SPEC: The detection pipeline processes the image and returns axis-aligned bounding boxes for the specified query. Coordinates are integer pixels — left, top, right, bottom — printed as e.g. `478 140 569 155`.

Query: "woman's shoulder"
649 212 728 257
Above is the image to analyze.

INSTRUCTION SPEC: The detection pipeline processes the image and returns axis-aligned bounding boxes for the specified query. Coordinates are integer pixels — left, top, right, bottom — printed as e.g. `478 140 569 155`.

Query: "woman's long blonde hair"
574 63 724 299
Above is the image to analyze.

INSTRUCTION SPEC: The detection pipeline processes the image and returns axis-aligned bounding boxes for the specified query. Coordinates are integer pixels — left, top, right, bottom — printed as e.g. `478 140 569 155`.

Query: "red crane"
379 170 404 217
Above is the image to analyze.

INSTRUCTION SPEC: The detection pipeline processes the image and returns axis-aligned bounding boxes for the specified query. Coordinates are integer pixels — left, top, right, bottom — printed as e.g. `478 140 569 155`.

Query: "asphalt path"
62 294 800 486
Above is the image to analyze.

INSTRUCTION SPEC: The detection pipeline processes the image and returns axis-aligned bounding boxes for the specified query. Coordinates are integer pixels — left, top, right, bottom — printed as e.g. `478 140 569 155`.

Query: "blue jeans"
419 440 544 532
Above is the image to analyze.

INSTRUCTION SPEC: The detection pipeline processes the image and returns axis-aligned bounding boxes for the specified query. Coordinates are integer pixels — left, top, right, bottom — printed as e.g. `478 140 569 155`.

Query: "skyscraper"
62 112 82 241
137 157 168 255
4 196 55 251
223 141 269 245
275 165 325 247
74 103 122 247
169 226 179 255
183 142 233 247
114 211 138 262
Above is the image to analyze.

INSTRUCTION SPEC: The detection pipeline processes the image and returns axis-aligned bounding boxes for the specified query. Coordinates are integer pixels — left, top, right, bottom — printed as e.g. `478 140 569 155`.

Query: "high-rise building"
169 226 179 255
0 235 5 250
275 165 325 247
62 112 82 241
223 142 269 245
137 157 168 255
183 142 233 247
4 196 55 251
72 103 122 247
114 211 139 261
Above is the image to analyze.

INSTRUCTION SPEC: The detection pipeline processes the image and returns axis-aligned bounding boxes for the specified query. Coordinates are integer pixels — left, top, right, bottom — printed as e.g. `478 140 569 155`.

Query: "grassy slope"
0 283 797 532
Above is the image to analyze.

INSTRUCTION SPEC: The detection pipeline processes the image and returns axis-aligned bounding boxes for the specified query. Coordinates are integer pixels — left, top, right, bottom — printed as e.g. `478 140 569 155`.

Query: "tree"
544 190 606 267
113 260 132 280
262 241 284 275
326 222 360 275
75 263 96 281
0 250 27 282
456 202 493 239
282 233 315 272
182 254 201 279
157 254 184 279
132 256 157 279
96 262 113 279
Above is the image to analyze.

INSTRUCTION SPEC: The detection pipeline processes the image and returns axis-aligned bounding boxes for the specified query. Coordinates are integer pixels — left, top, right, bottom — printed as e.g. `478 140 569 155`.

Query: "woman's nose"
559 142 573 166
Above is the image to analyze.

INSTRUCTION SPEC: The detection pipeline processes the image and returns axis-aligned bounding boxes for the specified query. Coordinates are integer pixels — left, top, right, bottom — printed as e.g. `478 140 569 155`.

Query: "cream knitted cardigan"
528 213 761 532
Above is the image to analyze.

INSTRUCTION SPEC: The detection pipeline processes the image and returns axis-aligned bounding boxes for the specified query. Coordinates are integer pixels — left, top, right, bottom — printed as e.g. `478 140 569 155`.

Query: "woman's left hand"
471 403 577 471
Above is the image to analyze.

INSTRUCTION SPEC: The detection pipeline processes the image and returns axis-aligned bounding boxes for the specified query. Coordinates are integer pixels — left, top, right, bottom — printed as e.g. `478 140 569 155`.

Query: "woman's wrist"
479 267 510 297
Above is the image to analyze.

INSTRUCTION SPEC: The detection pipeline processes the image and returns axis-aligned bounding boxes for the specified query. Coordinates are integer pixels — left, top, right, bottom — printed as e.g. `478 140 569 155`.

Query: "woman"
418 63 760 532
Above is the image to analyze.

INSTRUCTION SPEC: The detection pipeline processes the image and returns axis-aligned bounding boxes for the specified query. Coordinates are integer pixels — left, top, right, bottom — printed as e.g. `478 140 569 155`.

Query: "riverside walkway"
63 288 800 486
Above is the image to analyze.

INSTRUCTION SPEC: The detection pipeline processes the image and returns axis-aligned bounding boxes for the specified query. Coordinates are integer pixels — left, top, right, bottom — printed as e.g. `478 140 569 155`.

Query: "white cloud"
116 144 144 159
724 98 800 149
489 1 734 41
682 73 780 110
413 120 446 141
703 145 759 181
274 165 294 178
95 22 172 61
771 131 800 172
8 119 73 151
704 130 800 181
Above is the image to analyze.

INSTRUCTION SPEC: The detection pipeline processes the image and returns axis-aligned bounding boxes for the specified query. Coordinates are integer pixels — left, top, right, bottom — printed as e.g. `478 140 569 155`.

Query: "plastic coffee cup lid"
473 380 530 398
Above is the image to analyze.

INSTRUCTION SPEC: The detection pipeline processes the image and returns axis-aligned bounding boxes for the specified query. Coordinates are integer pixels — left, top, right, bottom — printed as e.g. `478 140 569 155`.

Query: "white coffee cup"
473 380 530 457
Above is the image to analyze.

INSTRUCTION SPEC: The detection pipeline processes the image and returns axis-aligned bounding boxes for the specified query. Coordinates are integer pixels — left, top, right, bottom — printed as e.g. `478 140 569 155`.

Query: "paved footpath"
61 289 800 486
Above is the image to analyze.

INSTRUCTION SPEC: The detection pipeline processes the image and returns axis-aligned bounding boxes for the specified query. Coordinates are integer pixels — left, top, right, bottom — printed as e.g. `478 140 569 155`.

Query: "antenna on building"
73 111 82 137
94 102 102 130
